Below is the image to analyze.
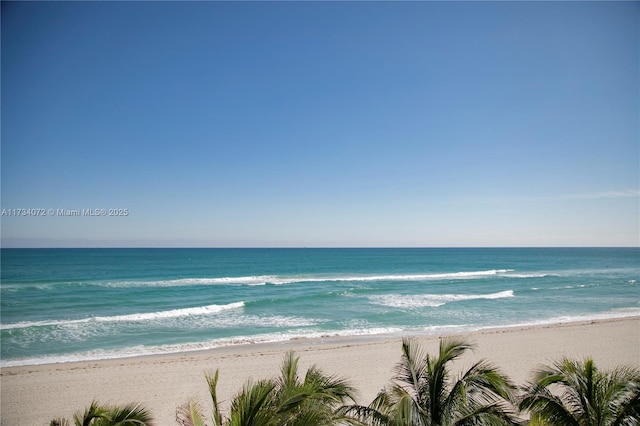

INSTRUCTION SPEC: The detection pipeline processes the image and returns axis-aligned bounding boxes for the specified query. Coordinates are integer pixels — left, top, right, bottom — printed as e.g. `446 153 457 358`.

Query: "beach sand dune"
1 316 638 425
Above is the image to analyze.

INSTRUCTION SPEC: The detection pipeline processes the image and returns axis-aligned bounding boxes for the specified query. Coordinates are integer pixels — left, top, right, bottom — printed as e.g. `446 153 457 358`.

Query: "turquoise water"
1 248 638 366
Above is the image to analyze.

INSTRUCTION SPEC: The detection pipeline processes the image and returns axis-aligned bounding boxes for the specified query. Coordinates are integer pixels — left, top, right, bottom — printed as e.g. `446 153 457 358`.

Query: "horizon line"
2 246 638 250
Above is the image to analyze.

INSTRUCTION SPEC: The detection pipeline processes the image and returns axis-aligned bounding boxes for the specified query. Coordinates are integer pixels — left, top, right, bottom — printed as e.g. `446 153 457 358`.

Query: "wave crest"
369 290 514 309
98 269 516 287
1 301 244 330
2 269 532 290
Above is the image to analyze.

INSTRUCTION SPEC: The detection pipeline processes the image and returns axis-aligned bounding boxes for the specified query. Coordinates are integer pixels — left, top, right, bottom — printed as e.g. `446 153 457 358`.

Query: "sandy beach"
2 316 639 425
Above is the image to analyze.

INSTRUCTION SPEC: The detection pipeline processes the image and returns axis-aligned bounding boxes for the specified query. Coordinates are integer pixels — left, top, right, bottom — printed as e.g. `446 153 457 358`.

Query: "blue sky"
1 1 638 247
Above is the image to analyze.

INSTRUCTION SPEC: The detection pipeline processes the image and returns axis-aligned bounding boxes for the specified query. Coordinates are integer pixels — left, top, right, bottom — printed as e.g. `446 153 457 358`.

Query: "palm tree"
345 337 519 426
177 350 357 426
272 350 358 425
519 357 640 425
50 400 153 426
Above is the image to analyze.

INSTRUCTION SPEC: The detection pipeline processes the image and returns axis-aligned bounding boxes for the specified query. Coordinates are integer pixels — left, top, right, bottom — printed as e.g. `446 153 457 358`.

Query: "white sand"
2 316 639 425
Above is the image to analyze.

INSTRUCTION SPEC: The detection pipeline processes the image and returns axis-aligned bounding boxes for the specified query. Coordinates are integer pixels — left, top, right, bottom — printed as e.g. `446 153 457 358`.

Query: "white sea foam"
269 270 516 284
87 269 520 288
4 267 632 291
185 314 323 329
1 269 530 291
504 273 557 278
3 308 639 368
0 301 245 330
99 276 275 287
93 302 245 322
0 326 403 367
474 308 640 333
369 290 515 309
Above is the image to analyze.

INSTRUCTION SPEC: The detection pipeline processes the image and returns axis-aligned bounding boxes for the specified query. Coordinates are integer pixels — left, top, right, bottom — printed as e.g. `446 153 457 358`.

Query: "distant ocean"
1 248 638 367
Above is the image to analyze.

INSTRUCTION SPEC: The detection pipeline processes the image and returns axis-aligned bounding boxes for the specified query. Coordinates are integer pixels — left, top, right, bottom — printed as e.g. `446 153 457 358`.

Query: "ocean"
1 248 638 367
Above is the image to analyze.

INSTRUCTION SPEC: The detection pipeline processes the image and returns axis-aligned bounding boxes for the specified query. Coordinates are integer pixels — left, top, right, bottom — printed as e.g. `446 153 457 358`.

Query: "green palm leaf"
205 370 224 426
176 399 208 426
106 403 153 425
520 357 640 426
73 401 110 426
228 379 278 426
347 338 517 426
179 351 357 426
62 401 153 426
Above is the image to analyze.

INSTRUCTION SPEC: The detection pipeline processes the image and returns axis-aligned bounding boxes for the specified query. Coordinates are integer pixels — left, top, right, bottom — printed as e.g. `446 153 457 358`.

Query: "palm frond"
444 359 518 425
427 338 475 424
354 338 519 426
519 358 640 426
205 370 224 426
106 402 153 425
279 350 301 390
393 392 425 426
458 359 516 403
176 399 208 426
73 401 109 426
395 338 429 400
303 364 358 405
453 402 520 426
438 337 475 365
338 403 388 426
605 365 640 426
520 382 567 420
370 384 426 426
228 379 277 426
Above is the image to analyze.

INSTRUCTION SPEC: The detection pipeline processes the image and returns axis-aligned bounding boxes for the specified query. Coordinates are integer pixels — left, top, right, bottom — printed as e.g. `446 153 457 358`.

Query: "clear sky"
1 1 638 248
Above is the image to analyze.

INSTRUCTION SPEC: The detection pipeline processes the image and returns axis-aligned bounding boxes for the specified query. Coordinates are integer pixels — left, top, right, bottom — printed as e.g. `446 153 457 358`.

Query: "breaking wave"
369 290 515 309
1 301 245 330
89 269 517 288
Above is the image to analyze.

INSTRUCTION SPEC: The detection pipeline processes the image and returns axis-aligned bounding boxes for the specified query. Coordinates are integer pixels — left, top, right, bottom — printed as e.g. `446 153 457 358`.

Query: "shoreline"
3 309 639 369
2 316 639 425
